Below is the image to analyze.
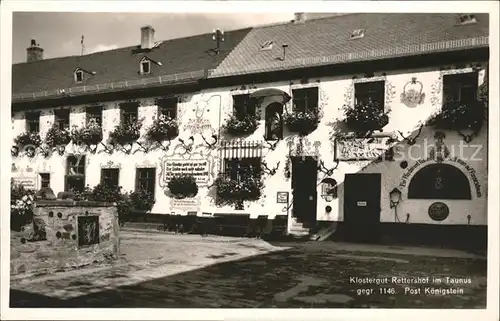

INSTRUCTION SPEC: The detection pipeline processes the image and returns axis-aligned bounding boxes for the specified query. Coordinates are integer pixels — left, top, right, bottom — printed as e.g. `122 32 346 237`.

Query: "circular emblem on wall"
428 202 449 221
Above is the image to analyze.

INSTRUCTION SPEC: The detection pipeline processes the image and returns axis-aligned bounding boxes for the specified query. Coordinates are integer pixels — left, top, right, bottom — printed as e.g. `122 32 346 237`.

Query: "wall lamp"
389 187 402 209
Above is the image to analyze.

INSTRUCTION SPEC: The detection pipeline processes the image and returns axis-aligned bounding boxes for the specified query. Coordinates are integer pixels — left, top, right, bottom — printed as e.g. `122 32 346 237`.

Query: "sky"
11 12 338 64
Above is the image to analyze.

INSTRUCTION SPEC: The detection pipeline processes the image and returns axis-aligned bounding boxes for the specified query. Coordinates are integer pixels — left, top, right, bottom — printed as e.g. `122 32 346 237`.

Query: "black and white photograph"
1 1 499 320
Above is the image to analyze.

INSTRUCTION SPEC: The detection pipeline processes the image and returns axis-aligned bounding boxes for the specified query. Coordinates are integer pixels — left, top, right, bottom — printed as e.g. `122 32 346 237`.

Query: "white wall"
11 62 488 226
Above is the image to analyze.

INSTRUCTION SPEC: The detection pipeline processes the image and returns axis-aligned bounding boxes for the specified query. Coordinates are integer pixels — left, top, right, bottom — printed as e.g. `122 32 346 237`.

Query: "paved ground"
10 231 487 308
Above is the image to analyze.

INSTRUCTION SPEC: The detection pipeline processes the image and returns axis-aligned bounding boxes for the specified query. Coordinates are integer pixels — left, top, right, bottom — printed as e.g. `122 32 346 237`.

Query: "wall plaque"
12 176 37 190
334 136 392 161
169 196 201 212
428 202 450 221
161 159 210 186
277 192 289 204
78 216 99 246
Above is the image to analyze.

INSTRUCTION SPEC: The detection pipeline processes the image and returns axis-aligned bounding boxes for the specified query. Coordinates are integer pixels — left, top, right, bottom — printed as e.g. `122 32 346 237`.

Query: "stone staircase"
289 216 311 237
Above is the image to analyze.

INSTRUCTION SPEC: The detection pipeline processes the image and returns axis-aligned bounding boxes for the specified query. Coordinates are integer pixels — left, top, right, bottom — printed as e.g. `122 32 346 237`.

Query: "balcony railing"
12 69 209 103
209 36 489 78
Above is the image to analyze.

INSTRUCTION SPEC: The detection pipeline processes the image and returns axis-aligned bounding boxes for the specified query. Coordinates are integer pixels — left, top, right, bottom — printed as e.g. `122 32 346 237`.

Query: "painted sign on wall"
334 136 392 161
12 177 37 190
161 159 210 186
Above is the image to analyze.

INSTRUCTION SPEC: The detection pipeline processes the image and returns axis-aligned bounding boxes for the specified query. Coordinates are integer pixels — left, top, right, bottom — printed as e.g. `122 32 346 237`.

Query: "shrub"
10 181 35 231
168 174 199 198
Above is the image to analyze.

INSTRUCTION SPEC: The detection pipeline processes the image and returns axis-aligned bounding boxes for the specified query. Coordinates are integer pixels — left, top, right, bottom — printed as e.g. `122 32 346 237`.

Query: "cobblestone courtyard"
10 230 487 308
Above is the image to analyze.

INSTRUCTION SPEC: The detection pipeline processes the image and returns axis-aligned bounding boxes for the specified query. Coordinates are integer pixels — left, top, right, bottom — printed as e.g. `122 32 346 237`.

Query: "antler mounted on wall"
179 136 195 152
262 161 280 176
457 128 480 143
201 133 218 149
135 141 152 153
263 136 278 151
317 159 339 176
398 125 423 146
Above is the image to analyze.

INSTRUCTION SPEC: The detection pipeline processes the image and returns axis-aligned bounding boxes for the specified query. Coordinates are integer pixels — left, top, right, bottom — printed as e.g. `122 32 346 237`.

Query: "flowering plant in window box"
283 109 319 136
214 168 264 208
222 114 259 136
70 118 103 147
108 119 143 153
167 174 199 199
10 180 35 231
145 115 179 145
14 132 42 157
45 123 71 155
341 101 390 132
426 101 485 131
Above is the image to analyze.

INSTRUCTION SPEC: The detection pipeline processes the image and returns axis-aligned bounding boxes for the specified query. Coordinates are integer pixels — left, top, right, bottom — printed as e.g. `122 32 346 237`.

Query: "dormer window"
350 29 365 40
141 60 150 74
260 40 274 51
458 14 478 25
74 70 84 83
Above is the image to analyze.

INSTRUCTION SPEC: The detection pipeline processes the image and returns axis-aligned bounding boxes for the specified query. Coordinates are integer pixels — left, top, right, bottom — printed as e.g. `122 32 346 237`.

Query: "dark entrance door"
291 156 318 225
343 173 382 243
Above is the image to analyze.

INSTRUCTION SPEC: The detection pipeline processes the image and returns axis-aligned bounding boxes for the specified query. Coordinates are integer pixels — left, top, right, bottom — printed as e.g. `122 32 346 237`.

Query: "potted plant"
145 115 179 146
214 167 263 209
108 119 143 152
168 174 199 199
221 114 259 136
283 109 319 136
341 100 390 132
14 132 42 157
10 180 35 231
45 123 71 155
70 118 103 147
426 100 485 131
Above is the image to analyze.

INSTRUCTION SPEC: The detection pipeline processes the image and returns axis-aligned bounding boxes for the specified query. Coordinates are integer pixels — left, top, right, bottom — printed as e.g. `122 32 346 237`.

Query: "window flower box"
45 123 71 154
108 119 143 147
222 114 259 136
341 101 390 132
167 174 199 199
14 132 42 157
70 119 103 146
145 115 179 143
214 169 263 207
283 109 319 136
427 100 485 131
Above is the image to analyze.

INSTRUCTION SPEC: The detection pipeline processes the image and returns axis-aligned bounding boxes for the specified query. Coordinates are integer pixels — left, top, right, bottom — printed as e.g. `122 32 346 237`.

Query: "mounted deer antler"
99 142 114 154
317 159 339 176
201 133 218 149
263 136 278 151
156 139 172 152
398 125 423 146
457 129 479 143
262 161 280 176
179 136 195 152
135 141 152 153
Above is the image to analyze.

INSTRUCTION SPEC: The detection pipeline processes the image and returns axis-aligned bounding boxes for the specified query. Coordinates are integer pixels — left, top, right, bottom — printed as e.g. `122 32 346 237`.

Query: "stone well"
11 200 120 276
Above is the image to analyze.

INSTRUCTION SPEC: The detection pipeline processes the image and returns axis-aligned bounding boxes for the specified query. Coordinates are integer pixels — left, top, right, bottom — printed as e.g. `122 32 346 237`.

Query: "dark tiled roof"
12 27 252 99
210 13 489 77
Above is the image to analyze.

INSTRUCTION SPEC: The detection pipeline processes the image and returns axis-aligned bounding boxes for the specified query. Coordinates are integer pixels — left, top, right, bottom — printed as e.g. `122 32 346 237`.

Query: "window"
54 109 70 130
135 168 156 196
260 40 274 51
354 81 385 107
25 111 40 133
141 60 151 74
65 155 86 193
443 72 478 103
40 173 50 188
158 98 178 119
120 102 139 125
350 29 366 39
265 103 283 140
232 94 256 120
224 157 261 182
86 106 102 127
292 87 318 112
75 70 84 83
101 168 119 189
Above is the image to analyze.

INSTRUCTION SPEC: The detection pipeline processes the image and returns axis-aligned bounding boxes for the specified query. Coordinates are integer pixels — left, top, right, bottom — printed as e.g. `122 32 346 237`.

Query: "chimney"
141 25 155 50
293 12 306 23
26 39 44 62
